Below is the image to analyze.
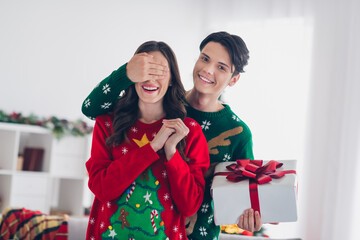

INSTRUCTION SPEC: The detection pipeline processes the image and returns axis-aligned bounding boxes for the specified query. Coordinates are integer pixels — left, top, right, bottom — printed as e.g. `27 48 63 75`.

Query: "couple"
84 31 262 240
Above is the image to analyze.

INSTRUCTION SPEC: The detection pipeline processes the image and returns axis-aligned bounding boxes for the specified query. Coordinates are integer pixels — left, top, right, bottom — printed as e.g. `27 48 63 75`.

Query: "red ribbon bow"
219 159 296 184
214 159 296 218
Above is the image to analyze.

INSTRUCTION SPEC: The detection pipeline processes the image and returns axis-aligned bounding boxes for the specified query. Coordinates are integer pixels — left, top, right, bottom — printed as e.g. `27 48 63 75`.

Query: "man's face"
192 41 239 97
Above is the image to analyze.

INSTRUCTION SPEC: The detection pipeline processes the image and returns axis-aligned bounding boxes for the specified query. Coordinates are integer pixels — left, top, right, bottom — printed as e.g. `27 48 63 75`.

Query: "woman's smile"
142 84 160 93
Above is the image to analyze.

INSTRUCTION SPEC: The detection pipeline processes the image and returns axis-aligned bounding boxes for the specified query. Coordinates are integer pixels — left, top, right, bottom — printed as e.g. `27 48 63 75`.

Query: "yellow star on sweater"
133 133 150 147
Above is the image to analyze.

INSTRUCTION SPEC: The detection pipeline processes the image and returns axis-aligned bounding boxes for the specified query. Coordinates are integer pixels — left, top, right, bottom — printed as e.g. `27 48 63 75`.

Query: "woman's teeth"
143 86 159 91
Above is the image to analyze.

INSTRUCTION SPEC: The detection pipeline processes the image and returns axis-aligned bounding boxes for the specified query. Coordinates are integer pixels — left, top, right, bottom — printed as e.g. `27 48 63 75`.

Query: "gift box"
211 160 297 225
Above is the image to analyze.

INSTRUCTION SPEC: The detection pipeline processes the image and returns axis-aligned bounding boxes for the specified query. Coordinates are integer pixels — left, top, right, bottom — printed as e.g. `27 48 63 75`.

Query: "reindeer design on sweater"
207 126 244 155
203 126 244 180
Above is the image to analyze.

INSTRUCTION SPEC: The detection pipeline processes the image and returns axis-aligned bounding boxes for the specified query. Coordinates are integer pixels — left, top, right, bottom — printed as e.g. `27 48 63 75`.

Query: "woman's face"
135 51 171 105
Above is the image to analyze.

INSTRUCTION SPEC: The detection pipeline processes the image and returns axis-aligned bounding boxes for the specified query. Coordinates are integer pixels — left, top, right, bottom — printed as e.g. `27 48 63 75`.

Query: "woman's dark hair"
106 41 187 159
200 31 249 76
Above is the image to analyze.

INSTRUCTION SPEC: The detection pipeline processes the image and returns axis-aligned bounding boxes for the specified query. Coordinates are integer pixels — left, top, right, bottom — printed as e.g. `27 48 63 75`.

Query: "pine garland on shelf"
0 110 93 139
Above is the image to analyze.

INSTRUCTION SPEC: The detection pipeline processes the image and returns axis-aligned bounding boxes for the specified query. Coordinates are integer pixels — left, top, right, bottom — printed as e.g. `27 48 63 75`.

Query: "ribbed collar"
185 101 232 119
135 117 165 130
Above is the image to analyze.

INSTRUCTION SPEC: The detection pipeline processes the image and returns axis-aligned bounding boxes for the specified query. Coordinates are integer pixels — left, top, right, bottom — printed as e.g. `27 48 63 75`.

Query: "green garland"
0 110 93 139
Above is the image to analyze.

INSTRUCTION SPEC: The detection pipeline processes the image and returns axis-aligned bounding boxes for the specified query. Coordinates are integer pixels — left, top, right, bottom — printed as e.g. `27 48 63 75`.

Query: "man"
82 31 262 239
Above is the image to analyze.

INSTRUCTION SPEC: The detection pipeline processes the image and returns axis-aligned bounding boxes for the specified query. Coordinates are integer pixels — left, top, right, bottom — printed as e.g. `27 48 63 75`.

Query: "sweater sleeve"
81 63 134 119
86 116 160 202
164 119 210 217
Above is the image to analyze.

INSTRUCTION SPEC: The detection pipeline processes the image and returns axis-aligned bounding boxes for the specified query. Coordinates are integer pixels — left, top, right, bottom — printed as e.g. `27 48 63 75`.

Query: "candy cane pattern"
126 182 136 202
150 209 159 234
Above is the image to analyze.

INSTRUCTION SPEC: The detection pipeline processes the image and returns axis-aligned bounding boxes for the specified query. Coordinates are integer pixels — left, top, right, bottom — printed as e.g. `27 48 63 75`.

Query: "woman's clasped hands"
150 118 189 160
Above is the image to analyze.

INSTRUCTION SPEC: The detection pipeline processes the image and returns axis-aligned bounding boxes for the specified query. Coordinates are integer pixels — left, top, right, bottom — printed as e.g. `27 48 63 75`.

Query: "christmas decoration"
132 133 150 147
0 110 93 139
126 182 136 202
220 224 269 237
150 209 159 234
101 169 167 239
212 160 297 225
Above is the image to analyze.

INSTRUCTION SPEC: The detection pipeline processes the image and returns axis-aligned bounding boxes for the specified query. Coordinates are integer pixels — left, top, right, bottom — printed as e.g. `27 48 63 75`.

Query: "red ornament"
241 230 254 236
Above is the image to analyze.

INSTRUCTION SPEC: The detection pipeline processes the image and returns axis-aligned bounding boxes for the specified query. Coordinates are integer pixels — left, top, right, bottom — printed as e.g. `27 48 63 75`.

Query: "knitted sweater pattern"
82 64 254 240
86 115 209 240
185 104 254 240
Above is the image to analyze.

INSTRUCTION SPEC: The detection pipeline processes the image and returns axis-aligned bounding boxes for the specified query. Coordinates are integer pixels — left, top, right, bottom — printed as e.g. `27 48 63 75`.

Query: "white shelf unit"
0 122 92 217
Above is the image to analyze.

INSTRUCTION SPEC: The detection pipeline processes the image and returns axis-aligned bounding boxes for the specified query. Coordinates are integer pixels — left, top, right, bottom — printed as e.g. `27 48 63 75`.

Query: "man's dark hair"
200 31 249 76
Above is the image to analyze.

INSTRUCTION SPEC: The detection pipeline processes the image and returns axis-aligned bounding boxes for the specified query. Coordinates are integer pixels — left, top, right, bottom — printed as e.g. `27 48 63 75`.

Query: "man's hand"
237 208 262 232
126 52 168 82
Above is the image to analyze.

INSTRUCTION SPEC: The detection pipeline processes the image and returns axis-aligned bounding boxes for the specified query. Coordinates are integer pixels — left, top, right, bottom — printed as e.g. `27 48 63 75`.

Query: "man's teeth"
200 76 213 83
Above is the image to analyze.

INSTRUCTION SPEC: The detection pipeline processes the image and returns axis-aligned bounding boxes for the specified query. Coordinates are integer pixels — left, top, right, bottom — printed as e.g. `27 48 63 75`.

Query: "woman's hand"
237 208 262 232
126 52 168 83
162 119 189 160
150 124 174 152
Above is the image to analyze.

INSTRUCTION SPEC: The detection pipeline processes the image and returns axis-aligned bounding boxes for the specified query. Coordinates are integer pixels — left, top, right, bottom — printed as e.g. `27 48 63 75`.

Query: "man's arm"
81 63 132 119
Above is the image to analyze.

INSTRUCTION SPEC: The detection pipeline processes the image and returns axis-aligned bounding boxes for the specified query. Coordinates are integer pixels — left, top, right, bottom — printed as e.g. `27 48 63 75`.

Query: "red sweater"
86 114 209 240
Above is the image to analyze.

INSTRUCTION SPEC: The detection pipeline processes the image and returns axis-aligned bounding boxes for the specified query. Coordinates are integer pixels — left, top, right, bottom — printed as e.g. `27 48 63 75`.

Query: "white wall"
0 0 205 120
0 0 312 238
2 1 360 239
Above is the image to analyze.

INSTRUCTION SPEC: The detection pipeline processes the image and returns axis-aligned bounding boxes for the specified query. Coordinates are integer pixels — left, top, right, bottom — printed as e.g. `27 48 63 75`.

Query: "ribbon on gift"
214 159 296 217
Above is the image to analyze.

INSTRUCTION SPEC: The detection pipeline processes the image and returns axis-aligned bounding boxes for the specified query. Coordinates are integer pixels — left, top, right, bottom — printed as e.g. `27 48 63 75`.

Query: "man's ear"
228 74 240 87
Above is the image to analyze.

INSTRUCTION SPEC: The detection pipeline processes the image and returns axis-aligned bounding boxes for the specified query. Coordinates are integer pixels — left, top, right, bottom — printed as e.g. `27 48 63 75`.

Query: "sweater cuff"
164 150 186 172
142 143 160 161
111 63 133 86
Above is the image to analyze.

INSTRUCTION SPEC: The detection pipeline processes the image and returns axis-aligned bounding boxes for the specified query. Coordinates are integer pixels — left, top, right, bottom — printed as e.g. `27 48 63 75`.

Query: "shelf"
13 170 50 177
0 122 91 217
0 169 13 175
0 122 51 134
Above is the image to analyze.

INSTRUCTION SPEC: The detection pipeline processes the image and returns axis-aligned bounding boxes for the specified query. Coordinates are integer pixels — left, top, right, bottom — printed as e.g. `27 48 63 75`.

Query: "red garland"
214 159 296 217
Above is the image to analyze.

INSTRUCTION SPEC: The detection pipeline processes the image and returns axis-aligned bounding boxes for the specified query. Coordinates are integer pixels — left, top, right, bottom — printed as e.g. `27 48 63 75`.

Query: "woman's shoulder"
183 117 205 139
184 117 201 129
95 112 114 126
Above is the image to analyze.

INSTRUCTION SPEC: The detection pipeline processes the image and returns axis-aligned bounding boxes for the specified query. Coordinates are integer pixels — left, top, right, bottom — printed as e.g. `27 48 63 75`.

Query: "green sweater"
82 64 254 240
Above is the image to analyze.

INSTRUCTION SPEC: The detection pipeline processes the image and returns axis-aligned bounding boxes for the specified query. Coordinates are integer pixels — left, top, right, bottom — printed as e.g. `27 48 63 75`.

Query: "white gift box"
211 160 298 225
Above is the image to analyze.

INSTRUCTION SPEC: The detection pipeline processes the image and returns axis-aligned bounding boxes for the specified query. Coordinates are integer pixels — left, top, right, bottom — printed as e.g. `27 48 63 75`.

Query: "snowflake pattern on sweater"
81 63 254 240
185 103 254 240
85 115 209 240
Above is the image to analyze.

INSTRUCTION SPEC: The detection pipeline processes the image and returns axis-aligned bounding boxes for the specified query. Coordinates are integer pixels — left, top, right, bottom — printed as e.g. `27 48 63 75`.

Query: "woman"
85 41 209 240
